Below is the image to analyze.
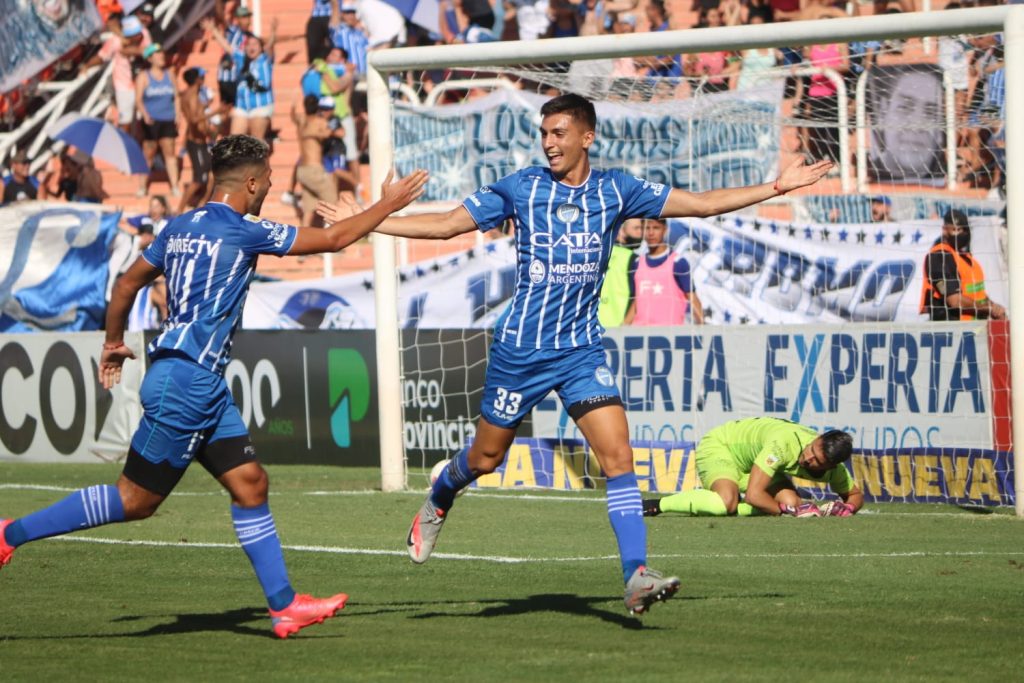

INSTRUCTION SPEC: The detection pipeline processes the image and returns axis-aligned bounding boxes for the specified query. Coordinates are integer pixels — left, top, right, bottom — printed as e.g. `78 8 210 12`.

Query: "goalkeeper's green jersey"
700 417 855 493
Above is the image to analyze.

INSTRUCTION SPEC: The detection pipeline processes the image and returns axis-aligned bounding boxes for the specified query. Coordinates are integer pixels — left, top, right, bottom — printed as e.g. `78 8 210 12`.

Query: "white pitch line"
46 535 1024 564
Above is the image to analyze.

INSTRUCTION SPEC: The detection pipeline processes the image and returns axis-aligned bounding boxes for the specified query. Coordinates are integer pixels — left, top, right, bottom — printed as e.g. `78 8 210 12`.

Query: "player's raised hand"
774 157 833 193
380 169 429 212
98 342 136 390
316 196 360 225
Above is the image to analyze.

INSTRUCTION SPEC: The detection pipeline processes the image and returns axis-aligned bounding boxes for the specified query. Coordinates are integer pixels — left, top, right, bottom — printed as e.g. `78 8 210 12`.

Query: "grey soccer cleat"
624 565 681 615
406 496 447 564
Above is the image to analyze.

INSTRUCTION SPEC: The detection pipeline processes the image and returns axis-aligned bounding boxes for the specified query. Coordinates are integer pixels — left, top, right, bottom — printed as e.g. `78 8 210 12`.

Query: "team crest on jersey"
529 259 546 283
766 454 780 468
594 366 614 387
556 203 581 223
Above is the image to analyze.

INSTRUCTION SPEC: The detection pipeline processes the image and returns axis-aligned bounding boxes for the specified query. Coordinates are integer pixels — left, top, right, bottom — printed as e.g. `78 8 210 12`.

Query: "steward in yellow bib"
920 209 1006 321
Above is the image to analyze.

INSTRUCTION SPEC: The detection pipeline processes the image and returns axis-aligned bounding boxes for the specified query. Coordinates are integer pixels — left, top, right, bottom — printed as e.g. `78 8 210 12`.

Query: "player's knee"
229 465 269 507
117 483 164 521
721 497 739 515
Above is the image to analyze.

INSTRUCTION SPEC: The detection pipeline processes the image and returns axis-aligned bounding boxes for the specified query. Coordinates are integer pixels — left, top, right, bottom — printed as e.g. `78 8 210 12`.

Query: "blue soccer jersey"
462 167 669 349
233 51 274 111
142 203 297 373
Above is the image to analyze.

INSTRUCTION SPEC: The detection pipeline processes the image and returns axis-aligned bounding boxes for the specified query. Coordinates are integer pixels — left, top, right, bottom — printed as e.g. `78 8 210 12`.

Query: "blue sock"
606 472 647 584
5 485 126 547
231 503 295 611
430 449 476 511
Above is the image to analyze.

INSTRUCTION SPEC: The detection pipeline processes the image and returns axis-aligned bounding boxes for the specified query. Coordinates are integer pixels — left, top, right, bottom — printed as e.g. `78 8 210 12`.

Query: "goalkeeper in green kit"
643 417 863 518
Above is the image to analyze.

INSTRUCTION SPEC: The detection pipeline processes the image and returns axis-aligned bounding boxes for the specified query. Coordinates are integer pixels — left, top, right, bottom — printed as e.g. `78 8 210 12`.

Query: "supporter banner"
533 322 996 450
225 331 380 465
469 438 1014 506
671 214 1008 324
401 329 489 463
243 237 519 329
393 86 782 202
0 0 102 93
867 64 947 186
0 202 121 332
0 332 144 463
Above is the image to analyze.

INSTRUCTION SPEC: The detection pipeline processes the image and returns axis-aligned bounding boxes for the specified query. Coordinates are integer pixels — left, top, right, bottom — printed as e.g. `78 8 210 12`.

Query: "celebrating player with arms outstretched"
325 94 831 614
0 135 427 638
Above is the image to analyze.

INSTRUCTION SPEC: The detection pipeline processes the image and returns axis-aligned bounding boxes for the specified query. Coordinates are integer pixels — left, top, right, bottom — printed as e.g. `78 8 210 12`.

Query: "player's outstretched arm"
745 466 785 516
316 196 478 241
101 256 163 389
660 158 833 219
290 169 429 256
838 486 864 513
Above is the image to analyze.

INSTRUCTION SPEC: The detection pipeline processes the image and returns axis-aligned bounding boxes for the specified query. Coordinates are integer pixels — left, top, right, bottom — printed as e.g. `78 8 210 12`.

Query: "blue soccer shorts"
124 355 255 496
480 341 622 429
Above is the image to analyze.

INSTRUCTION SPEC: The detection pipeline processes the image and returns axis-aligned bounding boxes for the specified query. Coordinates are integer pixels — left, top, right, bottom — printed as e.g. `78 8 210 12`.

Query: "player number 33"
493 388 523 415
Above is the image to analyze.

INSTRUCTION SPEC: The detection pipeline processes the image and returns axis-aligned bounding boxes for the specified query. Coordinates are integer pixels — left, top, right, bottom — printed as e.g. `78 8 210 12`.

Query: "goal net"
368 6 1020 511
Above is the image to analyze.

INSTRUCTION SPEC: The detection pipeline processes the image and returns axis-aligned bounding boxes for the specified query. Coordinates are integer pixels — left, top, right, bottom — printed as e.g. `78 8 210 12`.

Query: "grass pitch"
1 463 1022 682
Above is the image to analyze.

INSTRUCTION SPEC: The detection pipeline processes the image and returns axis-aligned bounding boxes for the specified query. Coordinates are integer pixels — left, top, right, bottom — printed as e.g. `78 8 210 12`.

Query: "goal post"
366 5 1022 513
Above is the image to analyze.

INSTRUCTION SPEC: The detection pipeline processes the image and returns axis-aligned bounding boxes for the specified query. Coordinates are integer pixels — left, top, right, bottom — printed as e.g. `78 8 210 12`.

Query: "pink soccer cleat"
0 519 15 570
269 592 348 639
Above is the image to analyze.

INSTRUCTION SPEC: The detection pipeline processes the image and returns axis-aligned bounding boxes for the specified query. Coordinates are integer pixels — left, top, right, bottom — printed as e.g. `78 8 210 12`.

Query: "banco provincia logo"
328 349 371 448
556 203 581 223
529 259 546 284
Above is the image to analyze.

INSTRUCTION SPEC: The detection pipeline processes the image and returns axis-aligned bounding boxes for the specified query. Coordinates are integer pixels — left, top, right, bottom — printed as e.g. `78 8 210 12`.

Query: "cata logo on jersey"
327 348 371 448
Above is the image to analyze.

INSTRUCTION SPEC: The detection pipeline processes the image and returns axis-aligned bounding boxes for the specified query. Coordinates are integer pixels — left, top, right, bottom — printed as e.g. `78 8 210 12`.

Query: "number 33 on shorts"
493 387 523 415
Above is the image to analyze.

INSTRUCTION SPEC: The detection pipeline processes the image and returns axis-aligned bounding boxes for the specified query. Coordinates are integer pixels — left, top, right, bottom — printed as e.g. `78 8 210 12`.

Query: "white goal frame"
366 6 1024 517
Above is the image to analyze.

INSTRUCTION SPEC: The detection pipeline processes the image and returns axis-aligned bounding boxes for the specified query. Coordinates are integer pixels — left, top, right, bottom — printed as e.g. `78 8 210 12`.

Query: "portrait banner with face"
0 0 101 93
867 64 947 186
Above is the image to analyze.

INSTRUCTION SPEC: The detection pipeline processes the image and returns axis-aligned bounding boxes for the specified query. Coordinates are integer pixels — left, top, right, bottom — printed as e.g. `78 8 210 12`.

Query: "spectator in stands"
609 13 639 95
624 218 704 326
506 0 551 41
686 7 731 95
800 39 848 165
205 7 251 134
81 13 150 131
331 4 369 76
307 0 341 63
96 0 124 23
136 44 181 197
870 195 894 222
358 0 407 49
598 218 643 329
2 150 40 204
636 0 682 83
921 209 1005 321
297 96 340 227
210 18 279 142
546 0 581 38
179 67 214 213
65 150 108 203
136 3 165 45
938 4 973 126
732 9 778 90
439 0 499 43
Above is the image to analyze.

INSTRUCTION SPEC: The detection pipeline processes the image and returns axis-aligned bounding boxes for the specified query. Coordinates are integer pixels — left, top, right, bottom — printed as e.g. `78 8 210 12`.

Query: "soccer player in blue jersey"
0 135 427 638
326 93 831 615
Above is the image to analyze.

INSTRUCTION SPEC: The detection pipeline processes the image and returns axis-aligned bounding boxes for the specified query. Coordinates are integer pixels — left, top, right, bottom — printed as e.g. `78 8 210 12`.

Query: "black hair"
150 194 170 215
820 430 853 466
304 94 320 116
183 67 203 86
540 94 597 131
943 208 971 232
211 135 270 178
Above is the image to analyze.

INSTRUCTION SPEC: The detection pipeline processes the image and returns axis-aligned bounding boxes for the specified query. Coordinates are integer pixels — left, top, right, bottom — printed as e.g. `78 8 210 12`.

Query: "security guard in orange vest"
920 209 1006 321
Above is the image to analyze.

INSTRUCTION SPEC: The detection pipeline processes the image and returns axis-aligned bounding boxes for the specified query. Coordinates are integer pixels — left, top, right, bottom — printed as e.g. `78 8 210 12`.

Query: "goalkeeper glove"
779 502 822 517
820 501 855 517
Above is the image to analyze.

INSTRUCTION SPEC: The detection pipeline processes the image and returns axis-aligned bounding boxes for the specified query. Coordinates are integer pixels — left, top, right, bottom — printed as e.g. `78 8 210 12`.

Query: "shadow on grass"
0 607 345 641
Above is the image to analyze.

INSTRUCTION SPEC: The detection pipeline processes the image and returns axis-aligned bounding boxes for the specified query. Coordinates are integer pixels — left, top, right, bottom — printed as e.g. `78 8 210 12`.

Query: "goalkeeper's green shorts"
694 436 749 491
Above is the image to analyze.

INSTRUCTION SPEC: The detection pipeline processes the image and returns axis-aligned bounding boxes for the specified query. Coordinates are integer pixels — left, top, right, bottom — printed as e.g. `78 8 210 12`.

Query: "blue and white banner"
0 202 121 332
533 321 996 450
0 0 102 93
394 86 782 202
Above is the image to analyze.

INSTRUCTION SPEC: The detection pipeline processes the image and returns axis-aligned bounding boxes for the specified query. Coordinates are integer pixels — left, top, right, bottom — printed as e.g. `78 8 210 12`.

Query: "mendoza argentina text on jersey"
462 167 669 350
141 203 297 373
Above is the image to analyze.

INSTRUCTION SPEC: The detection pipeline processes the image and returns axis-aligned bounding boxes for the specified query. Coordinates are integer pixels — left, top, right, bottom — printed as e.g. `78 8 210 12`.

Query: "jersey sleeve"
237 215 298 256
753 436 798 477
462 171 520 232
141 227 168 270
614 171 671 219
673 256 693 294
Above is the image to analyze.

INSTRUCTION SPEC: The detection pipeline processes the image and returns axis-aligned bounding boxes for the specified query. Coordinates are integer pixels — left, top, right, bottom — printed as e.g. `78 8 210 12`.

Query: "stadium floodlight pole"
367 64 406 492
368 5 1015 495
1006 6 1024 518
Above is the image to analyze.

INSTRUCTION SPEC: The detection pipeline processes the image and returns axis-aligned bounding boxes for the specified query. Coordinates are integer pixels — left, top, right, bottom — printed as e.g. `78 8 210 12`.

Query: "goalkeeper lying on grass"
643 417 863 518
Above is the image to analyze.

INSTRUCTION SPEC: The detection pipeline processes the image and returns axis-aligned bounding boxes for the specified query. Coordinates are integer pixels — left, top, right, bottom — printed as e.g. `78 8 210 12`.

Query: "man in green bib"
643 417 863 517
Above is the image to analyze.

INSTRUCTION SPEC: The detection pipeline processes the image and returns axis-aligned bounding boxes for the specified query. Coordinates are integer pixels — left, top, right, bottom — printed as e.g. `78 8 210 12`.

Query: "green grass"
1 463 1023 682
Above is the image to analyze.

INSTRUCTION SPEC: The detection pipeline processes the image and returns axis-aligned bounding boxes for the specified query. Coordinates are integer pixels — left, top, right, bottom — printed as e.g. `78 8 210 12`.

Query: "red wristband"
773 179 787 195
103 341 124 350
